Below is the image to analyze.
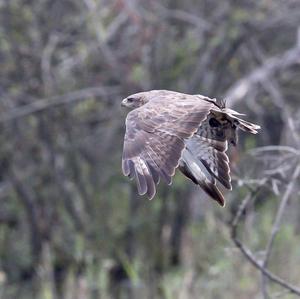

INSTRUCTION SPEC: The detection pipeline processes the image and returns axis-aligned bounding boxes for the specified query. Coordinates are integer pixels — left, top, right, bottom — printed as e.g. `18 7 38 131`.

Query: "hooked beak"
121 98 127 107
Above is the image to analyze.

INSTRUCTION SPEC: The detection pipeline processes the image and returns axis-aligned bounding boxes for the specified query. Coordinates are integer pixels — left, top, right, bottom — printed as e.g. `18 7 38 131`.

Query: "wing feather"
122 93 213 199
186 133 232 190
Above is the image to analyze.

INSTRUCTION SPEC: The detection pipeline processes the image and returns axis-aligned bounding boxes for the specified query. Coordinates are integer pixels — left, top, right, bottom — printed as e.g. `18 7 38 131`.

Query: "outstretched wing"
122 94 214 199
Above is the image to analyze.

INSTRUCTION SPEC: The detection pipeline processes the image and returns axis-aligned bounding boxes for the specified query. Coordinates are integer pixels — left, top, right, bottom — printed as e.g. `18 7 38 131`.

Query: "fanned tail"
234 117 261 134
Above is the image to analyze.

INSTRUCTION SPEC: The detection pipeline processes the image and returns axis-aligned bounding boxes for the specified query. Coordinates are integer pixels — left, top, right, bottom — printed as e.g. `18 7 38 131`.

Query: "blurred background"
1 0 300 298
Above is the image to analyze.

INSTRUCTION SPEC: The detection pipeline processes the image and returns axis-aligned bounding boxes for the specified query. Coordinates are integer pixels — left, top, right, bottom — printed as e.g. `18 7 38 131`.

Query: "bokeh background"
1 0 300 298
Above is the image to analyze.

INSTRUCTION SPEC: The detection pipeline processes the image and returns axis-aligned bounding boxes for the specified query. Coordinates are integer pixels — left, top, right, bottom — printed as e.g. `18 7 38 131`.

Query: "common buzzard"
121 90 260 206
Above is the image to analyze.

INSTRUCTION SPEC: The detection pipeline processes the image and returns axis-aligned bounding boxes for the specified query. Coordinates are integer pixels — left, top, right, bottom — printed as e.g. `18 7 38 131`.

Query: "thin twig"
230 185 300 297
250 146 300 156
154 3 211 31
261 165 300 297
232 237 300 296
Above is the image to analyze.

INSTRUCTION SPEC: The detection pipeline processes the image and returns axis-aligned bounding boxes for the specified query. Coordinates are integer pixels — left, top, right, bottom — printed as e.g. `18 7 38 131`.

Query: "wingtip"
215 195 225 207
147 187 156 200
137 183 147 196
198 181 226 207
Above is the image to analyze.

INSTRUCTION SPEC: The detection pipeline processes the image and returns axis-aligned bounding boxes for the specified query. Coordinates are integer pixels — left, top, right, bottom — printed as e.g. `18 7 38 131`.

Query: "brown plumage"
121 90 260 206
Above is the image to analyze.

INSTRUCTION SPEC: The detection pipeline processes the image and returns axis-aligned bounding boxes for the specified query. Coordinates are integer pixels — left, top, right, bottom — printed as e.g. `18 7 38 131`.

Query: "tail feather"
230 115 261 134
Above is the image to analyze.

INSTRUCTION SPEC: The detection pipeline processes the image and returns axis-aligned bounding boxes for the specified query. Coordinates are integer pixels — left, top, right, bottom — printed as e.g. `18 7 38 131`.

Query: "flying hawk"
121 90 260 206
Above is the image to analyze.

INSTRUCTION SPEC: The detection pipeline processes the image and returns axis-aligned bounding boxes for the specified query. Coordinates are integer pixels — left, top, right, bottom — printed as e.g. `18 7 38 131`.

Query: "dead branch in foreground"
230 166 300 297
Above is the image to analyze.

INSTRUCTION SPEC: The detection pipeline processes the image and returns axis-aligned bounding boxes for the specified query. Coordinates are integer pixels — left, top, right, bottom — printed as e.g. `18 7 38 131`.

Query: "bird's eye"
209 118 221 128
127 97 134 103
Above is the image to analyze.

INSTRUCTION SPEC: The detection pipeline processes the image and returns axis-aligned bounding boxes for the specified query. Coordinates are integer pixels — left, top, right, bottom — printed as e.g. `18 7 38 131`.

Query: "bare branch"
154 3 211 31
232 237 300 296
41 34 60 93
225 31 300 105
231 185 300 297
261 165 300 297
250 146 300 156
0 86 121 123
9 169 42 260
82 0 119 72
249 37 300 149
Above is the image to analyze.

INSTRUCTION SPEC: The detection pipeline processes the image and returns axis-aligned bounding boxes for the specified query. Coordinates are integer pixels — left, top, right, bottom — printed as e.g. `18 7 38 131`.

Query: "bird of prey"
121 90 260 206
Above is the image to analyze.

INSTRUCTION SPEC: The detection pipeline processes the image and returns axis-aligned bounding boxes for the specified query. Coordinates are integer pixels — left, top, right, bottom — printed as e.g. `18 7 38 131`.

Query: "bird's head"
121 92 150 109
121 90 167 109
